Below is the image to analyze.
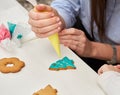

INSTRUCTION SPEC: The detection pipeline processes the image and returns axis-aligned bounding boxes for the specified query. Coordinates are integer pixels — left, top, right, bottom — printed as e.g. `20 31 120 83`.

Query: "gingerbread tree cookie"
49 56 76 71
33 85 57 95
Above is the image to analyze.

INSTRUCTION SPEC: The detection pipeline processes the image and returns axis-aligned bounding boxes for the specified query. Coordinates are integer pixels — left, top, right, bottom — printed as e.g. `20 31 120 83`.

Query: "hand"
114 64 120 69
59 28 93 57
98 64 120 75
28 4 64 38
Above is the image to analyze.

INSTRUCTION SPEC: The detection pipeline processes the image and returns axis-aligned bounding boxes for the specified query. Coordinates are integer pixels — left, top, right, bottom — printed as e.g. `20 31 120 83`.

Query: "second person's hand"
59 28 93 57
98 64 120 75
28 4 65 38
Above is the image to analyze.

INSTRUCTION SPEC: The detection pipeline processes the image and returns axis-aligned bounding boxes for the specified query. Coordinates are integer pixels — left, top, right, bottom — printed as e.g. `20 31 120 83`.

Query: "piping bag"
26 0 61 57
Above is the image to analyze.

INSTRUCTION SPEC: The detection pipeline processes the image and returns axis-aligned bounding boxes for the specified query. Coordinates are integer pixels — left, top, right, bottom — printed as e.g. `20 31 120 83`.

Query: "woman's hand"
98 64 120 75
28 4 64 38
59 28 94 57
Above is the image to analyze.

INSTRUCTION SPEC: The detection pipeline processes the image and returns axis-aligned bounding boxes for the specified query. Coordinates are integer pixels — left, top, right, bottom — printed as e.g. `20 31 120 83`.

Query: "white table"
0 0 106 95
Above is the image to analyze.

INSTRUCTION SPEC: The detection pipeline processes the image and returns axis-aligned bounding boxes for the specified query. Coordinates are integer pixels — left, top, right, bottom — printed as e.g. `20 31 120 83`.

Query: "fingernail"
58 21 62 25
51 13 54 16
57 27 61 30
56 17 60 22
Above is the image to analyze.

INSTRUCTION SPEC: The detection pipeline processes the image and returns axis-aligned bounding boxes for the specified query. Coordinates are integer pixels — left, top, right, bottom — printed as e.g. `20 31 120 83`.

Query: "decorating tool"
26 0 61 57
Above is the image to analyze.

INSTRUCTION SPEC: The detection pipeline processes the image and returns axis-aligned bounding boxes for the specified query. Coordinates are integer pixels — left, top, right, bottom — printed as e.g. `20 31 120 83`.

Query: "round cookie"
0 57 25 73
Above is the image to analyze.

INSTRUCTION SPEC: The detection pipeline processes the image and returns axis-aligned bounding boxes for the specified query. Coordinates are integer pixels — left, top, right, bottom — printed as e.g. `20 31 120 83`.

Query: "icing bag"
26 0 61 57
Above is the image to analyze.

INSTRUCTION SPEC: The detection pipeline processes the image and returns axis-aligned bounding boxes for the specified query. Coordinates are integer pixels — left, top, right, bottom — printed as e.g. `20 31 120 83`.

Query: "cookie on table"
0 57 25 73
49 56 76 71
33 85 57 95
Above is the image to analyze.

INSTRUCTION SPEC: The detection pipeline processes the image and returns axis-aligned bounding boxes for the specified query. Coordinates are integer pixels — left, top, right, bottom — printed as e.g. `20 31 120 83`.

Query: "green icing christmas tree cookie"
49 56 76 71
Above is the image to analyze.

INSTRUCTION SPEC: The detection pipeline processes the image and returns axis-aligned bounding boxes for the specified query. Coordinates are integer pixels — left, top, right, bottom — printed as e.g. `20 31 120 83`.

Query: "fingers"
59 38 84 52
98 64 108 75
59 28 82 36
28 4 63 38
29 16 61 27
29 4 55 20
31 22 61 37
35 4 53 12
59 32 79 47
97 64 120 75
35 27 60 38
59 34 79 42
98 68 103 75
59 28 83 41
29 10 54 20
59 28 86 53
114 64 120 69
60 39 78 47
29 16 61 37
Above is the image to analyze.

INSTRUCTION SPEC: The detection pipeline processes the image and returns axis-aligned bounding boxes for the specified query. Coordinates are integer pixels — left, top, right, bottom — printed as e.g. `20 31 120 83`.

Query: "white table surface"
0 0 106 95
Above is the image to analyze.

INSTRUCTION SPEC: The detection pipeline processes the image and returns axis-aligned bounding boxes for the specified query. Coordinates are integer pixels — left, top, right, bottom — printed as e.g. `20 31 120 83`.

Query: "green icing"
7 22 16 35
49 56 76 70
49 61 67 70
62 57 76 68
17 34 23 39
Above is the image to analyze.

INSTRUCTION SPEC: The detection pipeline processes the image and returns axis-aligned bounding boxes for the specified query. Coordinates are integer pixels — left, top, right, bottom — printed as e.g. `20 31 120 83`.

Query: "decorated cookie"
33 85 57 95
49 56 76 71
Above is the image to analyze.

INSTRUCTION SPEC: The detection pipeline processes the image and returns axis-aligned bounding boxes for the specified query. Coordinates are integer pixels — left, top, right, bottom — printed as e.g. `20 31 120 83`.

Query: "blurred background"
17 0 53 11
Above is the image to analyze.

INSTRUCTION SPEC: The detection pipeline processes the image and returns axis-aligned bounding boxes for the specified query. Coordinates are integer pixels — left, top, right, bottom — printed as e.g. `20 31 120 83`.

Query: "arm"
28 4 65 38
59 28 120 63
97 64 120 95
91 42 120 63
28 0 81 38
51 0 81 28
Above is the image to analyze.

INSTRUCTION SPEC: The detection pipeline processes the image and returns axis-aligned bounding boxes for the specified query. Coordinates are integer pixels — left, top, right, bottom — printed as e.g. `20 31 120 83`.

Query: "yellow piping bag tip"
48 33 61 57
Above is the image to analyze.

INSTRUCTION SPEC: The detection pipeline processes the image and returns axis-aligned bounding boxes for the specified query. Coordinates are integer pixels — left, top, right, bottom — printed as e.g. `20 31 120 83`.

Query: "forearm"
91 42 120 63
51 0 80 28
116 46 120 63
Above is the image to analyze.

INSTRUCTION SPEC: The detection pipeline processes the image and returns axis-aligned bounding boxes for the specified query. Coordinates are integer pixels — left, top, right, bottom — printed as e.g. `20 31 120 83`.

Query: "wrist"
89 42 97 58
53 9 66 29
89 42 114 61
107 45 117 65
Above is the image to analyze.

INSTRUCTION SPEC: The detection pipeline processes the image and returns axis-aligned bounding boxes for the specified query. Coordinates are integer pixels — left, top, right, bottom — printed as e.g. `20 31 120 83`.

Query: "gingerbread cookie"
0 57 25 73
49 56 76 71
33 85 57 95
